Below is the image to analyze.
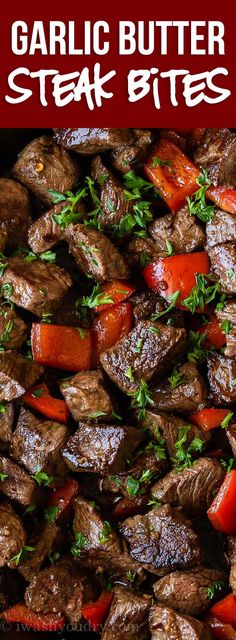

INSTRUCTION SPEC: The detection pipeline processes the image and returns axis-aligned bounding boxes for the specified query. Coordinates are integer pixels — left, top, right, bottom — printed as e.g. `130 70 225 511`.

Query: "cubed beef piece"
0 402 14 443
149 207 205 254
53 128 133 155
0 351 43 402
216 301 236 325
62 422 144 474
110 128 154 174
0 257 72 318
216 304 236 356
19 523 60 582
28 204 65 253
77 548 146 587
151 458 225 515
0 455 40 506
25 558 94 624
13 135 79 206
100 321 186 395
0 502 26 568
11 407 69 476
194 128 236 187
206 209 236 248
131 290 185 327
91 155 131 226
120 504 201 576
141 410 210 460
102 449 168 497
209 244 236 294
0 178 31 251
153 565 227 616
64 224 129 282
102 585 150 640
228 537 236 594
152 362 207 413
60 370 115 422
226 424 236 456
0 302 27 350
149 604 213 640
207 353 236 404
125 236 162 269
224 329 236 357
73 496 121 553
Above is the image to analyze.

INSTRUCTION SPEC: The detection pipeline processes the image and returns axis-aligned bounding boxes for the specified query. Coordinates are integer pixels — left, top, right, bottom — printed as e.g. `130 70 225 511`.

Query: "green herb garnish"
71 532 89 557
98 521 112 545
186 168 215 222
221 412 234 429
128 379 154 420
44 505 60 523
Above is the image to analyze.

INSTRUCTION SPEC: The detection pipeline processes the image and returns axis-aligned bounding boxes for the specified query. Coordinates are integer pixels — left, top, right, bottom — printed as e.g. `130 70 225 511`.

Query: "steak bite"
73 496 121 553
131 290 185 327
110 128 154 174
141 410 210 460
194 128 236 187
62 422 144 474
149 603 213 640
0 257 72 318
0 351 43 402
0 178 31 251
28 203 65 253
153 565 227 616
0 302 27 350
91 155 131 227
102 449 168 497
13 135 79 206
0 455 40 506
0 403 14 444
207 353 236 404
208 244 236 294
151 458 225 515
0 502 26 568
227 536 236 594
100 321 186 395
101 585 150 640
125 236 163 268
25 558 94 625
18 523 60 582
11 407 69 476
151 362 207 413
149 207 205 254
206 209 236 248
53 128 133 155
64 223 129 282
60 370 115 422
78 548 146 587
120 504 201 576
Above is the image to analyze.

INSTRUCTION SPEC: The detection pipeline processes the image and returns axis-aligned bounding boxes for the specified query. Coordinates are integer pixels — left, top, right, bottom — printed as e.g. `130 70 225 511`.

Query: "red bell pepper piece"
95 280 136 313
1 603 65 631
210 595 236 629
208 471 236 534
31 323 92 371
204 614 236 639
207 187 236 215
82 591 113 632
144 139 200 212
46 479 79 520
23 383 70 424
143 252 210 308
190 408 232 432
92 302 134 366
198 315 226 349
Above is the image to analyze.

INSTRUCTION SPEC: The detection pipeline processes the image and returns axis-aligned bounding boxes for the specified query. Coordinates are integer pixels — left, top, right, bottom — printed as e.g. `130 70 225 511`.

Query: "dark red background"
0 0 235 126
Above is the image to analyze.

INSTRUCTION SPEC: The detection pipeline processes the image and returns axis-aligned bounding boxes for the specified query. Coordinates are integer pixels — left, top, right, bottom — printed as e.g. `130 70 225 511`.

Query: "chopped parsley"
221 319 233 334
151 156 172 168
48 551 61 565
126 469 155 497
98 521 112 545
31 388 44 398
205 580 225 601
11 546 35 566
187 330 208 364
126 570 137 583
151 291 180 321
165 240 174 256
88 411 107 419
0 473 8 482
125 367 134 382
173 426 205 471
77 283 114 310
221 412 234 429
31 470 54 487
41 312 53 324
0 402 7 413
14 246 56 263
183 274 219 314
0 253 8 277
50 185 88 228
44 505 60 523
133 338 144 354
186 168 215 222
128 379 154 420
168 367 184 390
71 532 89 557
0 319 14 352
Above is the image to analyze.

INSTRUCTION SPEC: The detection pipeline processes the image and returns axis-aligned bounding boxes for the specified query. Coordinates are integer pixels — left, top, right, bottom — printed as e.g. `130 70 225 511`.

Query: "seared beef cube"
91 155 131 226
228 537 236 594
0 403 14 443
0 257 72 318
226 424 236 456
206 209 236 248
149 207 205 254
209 244 236 294
216 303 236 357
53 128 133 155
73 496 121 552
102 585 150 640
62 422 144 474
102 449 168 497
60 370 115 422
207 353 236 404
0 303 27 350
153 565 227 616
149 604 213 640
0 178 31 251
110 128 154 174
78 549 146 587
216 301 236 325
125 236 162 269
152 362 207 413
13 135 79 206
19 523 60 582
0 351 43 402
225 329 236 357
100 321 186 395
120 504 201 576
28 204 65 253
0 502 26 568
25 558 94 624
151 458 225 515
131 290 185 327
194 128 236 187
141 410 210 460
11 407 69 475
0 455 40 506
64 224 129 282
